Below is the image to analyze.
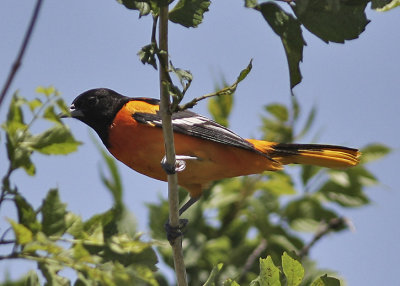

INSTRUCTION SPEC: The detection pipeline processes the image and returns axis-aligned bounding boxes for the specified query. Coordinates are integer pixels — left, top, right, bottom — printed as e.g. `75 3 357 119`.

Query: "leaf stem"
158 3 188 286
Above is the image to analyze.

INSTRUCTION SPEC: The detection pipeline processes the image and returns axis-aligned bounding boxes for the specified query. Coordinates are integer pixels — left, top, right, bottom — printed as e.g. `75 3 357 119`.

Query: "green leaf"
14 194 41 233
282 252 304 286
245 0 258 9
65 212 84 238
237 58 253 83
38 261 70 286
258 2 305 90
297 105 316 140
292 0 369 43
8 219 33 245
169 0 211 28
43 105 62 123
284 197 338 232
0 270 41 286
104 235 158 269
117 0 152 16
203 263 224 286
28 98 42 112
170 61 193 90
72 242 94 263
147 198 169 239
265 104 289 122
259 256 281 286
291 96 300 121
84 209 118 240
318 179 369 207
138 43 158 69
35 86 56 97
360 143 391 163
25 270 41 286
6 133 35 175
258 172 297 196
41 189 67 236
311 274 341 286
3 92 27 134
371 0 393 9
27 125 81 155
373 0 400 10
55 98 71 117
224 279 241 286
99 147 123 207
300 165 320 186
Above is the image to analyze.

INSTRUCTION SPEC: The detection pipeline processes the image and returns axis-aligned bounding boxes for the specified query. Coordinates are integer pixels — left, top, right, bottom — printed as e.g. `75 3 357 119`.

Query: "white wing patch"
172 116 207 126
132 109 258 153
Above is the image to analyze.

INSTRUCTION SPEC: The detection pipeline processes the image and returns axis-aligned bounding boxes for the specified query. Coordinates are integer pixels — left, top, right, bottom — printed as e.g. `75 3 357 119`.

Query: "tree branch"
177 59 252 111
299 217 349 258
239 238 268 281
0 0 44 108
158 3 188 286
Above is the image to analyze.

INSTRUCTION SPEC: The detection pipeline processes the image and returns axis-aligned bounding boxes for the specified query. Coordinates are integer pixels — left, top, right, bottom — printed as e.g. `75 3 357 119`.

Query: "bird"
66 88 361 214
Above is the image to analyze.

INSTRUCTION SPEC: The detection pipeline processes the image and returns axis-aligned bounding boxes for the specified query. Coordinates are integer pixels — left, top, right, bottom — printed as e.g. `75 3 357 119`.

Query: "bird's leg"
160 155 198 174
179 197 199 216
161 155 200 241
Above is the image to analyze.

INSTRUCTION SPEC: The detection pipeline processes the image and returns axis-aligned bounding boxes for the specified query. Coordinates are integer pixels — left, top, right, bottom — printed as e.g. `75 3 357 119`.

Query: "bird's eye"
87 96 97 106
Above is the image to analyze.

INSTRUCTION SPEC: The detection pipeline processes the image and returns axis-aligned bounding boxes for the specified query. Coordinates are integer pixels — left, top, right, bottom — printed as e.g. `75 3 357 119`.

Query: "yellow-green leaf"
259 256 281 286
282 252 304 286
8 219 33 245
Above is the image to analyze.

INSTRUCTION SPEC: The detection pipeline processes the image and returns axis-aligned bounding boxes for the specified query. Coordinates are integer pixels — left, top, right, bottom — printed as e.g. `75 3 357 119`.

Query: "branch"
158 3 188 286
0 252 20 260
239 238 268 280
0 0 44 108
178 59 253 111
298 217 349 258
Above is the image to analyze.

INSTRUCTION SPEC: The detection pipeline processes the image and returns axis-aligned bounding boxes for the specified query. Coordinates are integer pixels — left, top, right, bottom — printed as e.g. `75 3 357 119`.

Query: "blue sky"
1 1 399 285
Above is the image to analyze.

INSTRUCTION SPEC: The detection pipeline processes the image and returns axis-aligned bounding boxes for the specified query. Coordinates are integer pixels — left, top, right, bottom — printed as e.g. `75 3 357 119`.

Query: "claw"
161 155 198 175
164 218 189 242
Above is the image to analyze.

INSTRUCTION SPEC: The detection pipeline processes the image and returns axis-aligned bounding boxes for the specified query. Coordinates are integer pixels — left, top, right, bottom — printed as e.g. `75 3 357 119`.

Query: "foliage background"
0 0 399 285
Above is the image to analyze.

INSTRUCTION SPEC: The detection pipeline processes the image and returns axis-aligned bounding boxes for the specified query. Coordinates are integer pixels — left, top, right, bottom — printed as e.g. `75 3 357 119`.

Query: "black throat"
72 88 131 148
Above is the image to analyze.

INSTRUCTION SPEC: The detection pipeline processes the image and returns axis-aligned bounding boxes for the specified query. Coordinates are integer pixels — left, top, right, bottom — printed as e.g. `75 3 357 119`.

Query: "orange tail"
247 140 361 169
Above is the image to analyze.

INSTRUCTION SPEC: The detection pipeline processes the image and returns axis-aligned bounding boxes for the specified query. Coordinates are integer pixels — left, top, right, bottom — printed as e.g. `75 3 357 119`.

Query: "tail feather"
247 140 361 169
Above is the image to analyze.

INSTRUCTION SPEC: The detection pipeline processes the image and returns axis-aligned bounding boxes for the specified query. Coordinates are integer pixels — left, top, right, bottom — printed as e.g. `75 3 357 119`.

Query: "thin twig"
151 15 158 45
0 0 44 108
0 239 16 245
298 217 348 258
178 59 252 111
0 252 20 260
158 3 188 286
240 238 268 280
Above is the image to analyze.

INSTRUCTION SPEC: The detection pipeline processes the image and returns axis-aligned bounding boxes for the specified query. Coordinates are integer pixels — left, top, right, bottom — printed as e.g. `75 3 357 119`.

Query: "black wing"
132 108 259 153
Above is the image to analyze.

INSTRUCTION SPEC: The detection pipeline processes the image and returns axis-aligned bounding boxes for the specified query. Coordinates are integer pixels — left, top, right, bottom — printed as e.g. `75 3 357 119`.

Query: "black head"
68 88 130 145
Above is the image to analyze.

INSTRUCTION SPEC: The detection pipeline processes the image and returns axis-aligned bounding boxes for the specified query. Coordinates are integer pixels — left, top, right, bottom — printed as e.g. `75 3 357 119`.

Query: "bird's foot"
161 155 198 175
164 218 189 243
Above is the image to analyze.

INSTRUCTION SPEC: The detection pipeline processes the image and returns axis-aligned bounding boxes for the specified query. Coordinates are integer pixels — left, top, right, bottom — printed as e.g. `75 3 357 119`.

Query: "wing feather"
132 109 257 153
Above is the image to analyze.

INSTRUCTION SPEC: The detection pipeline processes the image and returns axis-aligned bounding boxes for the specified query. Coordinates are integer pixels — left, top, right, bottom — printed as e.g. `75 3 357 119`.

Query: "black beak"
59 104 84 119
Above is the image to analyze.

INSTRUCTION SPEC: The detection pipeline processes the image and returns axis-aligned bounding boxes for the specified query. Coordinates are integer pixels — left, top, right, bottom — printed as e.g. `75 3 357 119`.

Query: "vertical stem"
158 3 188 286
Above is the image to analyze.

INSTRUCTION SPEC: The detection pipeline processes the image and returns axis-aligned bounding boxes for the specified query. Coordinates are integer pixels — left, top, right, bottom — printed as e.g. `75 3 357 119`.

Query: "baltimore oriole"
67 88 361 213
